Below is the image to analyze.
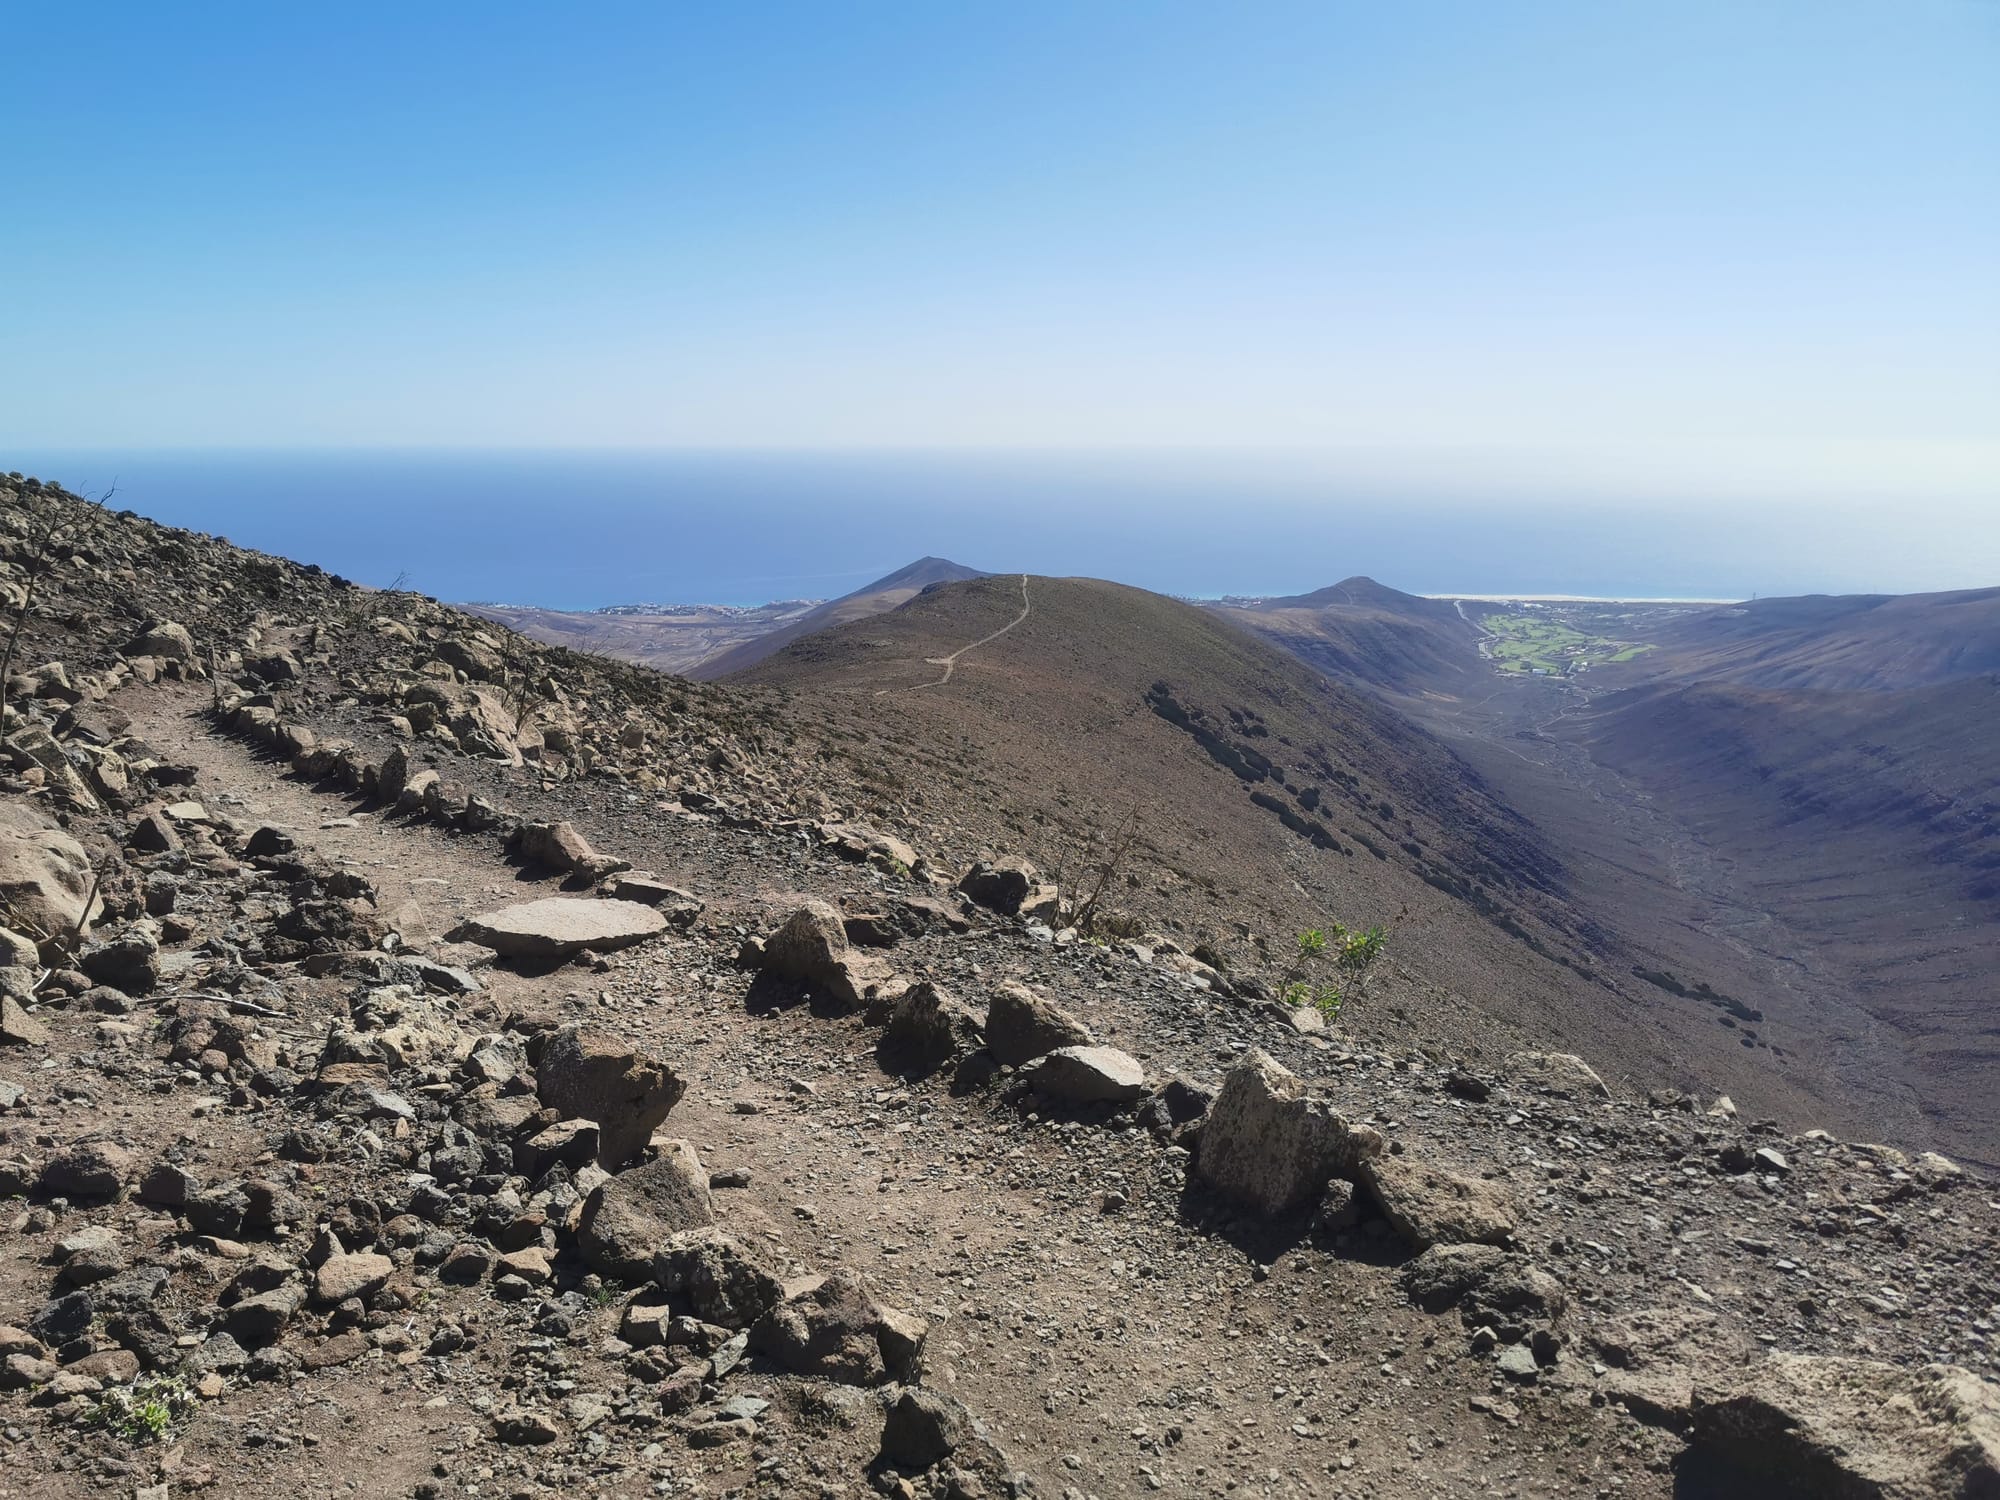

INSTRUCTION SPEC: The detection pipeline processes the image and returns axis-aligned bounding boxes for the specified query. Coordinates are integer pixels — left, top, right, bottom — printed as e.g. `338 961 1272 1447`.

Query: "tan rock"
1360 1154 1517 1248
984 981 1093 1066
1193 1049 1381 1217
536 1024 686 1167
314 1250 393 1306
0 803 99 941
448 897 666 960
1690 1354 2000 1499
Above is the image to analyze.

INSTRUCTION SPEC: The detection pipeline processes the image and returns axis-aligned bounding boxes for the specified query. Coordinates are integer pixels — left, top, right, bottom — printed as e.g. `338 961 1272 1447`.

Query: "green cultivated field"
1482 610 1658 674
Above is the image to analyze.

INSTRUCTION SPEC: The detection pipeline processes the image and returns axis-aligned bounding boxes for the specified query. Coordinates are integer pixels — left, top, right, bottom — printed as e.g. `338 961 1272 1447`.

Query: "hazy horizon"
11 447 1994 611
7 4 1996 504
7 4 1995 608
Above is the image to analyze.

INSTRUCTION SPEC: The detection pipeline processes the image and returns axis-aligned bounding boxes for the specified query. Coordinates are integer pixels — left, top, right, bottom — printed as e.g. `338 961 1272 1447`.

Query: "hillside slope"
2 475 1995 1500
1631 585 2000 691
730 573 1880 1127
1210 576 1487 699
689 557 988 679
1572 673 2000 1155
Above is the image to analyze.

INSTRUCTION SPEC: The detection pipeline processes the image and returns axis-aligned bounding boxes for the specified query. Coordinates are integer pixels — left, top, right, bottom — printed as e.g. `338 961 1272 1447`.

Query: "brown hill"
688 556 988 679
1210 575 1486 699
729 573 1878 1125
460 557 988 679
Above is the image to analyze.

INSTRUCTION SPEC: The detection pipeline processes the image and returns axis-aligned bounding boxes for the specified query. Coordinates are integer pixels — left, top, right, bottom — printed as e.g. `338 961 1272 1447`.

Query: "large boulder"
749 1270 927 1386
79 923 161 995
38 1140 137 1199
536 1025 686 1168
1360 1155 1517 1249
762 899 848 977
1499 1052 1610 1100
880 981 983 1072
0 804 99 942
759 899 891 1009
448 897 667 960
576 1141 714 1281
1022 1045 1146 1104
124 621 195 662
1688 1355 2000 1499
375 745 412 806
515 821 628 881
956 856 1039 916
881 1388 976 1471
649 1228 786 1329
984 981 1093 1067
1193 1049 1382 1217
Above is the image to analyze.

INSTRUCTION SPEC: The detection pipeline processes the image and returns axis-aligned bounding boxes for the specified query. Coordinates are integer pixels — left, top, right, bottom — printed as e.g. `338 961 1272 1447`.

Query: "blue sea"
4 449 1985 609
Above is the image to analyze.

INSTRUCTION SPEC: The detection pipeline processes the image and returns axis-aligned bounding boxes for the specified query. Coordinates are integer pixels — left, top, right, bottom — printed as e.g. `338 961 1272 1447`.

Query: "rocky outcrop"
1022 1044 1146 1104
0 804 98 942
880 1387 977 1470
759 899 893 1010
880 981 983 1072
1193 1049 1382 1216
650 1228 787 1329
1687 1354 2000 1498
984 980 1094 1066
749 1270 927 1385
1361 1154 1518 1248
514 820 629 882
576 1141 714 1281
956 856 1039 916
536 1025 686 1167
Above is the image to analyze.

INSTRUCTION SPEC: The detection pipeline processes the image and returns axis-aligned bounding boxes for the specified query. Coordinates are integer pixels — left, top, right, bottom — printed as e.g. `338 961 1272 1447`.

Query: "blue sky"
3 2 1996 513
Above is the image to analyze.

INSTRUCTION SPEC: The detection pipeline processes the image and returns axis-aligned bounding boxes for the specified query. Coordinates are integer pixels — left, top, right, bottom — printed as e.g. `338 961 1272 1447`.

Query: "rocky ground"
2 477 1997 1499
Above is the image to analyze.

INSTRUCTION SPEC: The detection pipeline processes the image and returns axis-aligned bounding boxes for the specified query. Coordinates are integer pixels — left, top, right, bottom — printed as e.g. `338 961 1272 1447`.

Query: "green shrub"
1283 920 1386 1025
84 1375 197 1444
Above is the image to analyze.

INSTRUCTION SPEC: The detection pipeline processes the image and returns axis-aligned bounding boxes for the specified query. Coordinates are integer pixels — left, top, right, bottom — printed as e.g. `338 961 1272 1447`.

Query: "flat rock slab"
1025 1045 1147 1103
451 897 668 959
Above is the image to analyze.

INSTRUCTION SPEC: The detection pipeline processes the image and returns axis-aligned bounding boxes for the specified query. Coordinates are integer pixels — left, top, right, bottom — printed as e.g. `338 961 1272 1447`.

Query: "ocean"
4 449 1986 609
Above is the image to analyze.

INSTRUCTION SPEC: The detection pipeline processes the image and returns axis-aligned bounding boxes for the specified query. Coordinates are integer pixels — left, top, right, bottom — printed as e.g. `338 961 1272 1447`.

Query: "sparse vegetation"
1480 607 1653 676
1284 920 1387 1022
1049 803 1142 937
83 1375 197 1445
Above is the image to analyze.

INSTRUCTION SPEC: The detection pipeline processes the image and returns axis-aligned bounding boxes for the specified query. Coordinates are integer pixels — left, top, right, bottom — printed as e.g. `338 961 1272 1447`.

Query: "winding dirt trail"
889 572 1031 692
